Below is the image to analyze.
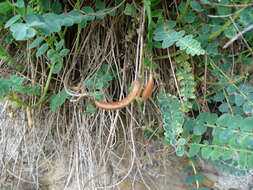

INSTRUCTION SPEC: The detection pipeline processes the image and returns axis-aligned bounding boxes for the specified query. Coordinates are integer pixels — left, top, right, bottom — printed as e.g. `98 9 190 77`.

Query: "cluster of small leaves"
157 93 186 156
30 38 69 73
175 53 196 111
210 78 253 116
4 1 116 41
84 64 115 114
0 75 41 98
49 89 70 112
153 20 205 56
185 111 253 170
184 163 209 190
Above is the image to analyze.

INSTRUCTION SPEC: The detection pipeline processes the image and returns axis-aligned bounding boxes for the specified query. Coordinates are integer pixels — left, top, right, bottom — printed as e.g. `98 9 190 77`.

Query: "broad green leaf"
218 129 234 143
222 150 233 160
81 6 95 21
49 54 62 64
96 10 105 19
154 29 184 48
210 148 223 160
36 43 49 57
152 9 163 17
25 14 45 27
39 0 51 11
52 63 62 74
226 85 237 95
235 94 244 106
0 79 10 98
193 125 207 135
95 1 106 10
216 113 233 127
5 15 21 28
188 144 200 157
248 154 253 169
67 10 83 24
184 119 196 131
123 3 137 17
58 13 74 26
232 106 244 115
196 112 209 123
176 35 205 56
216 3 232 15
240 117 253 132
50 89 70 112
40 13 61 34
212 92 225 102
201 146 212 159
185 173 205 184
184 11 197 24
230 115 243 129
238 152 247 169
29 37 44 49
10 23 37 40
207 113 218 125
51 0 62 14
150 0 161 7
206 41 219 55
240 136 253 150
191 135 201 144
47 49 54 58
14 0 25 8
218 102 228 112
190 1 203 12
239 85 253 93
224 26 237 39
55 40 64 51
0 2 12 14
243 102 253 114
59 49 69 57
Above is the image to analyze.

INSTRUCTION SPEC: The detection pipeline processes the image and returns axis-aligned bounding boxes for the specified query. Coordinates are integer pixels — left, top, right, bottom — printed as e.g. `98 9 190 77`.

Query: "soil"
1 101 253 190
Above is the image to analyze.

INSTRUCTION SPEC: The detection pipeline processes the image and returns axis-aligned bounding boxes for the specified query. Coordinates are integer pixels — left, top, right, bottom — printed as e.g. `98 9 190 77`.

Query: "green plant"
1 0 253 189
0 0 123 111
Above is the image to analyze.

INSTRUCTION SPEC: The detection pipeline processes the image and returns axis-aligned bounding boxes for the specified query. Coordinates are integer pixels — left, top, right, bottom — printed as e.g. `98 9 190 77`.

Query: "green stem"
153 51 183 60
205 75 245 85
30 63 55 108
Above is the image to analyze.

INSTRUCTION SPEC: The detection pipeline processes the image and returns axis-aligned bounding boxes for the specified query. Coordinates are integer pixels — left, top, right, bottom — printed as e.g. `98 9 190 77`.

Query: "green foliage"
49 89 70 112
1 0 253 184
0 1 12 14
0 75 41 99
5 2 118 41
153 20 205 56
175 54 196 111
157 94 185 156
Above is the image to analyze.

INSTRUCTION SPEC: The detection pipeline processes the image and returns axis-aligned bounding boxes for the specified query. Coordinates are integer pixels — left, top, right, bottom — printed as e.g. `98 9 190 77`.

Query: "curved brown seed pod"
141 73 154 100
94 77 141 110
